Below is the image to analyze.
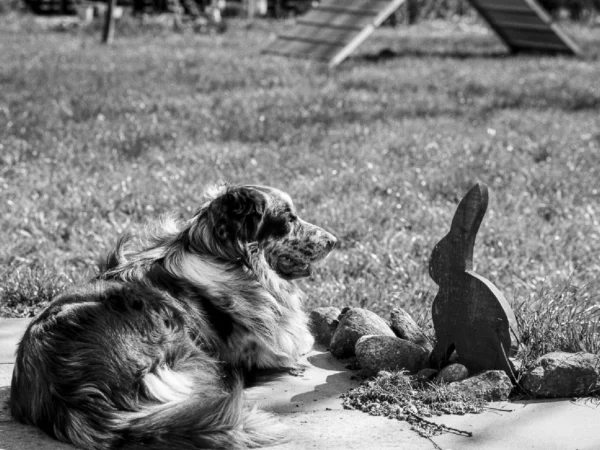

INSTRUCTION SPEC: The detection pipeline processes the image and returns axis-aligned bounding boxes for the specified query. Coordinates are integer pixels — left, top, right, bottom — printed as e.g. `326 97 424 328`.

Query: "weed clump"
0 264 70 318
342 371 486 438
514 280 600 378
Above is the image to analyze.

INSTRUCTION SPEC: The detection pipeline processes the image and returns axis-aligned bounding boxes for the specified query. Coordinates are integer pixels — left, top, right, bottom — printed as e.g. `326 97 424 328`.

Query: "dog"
10 183 337 450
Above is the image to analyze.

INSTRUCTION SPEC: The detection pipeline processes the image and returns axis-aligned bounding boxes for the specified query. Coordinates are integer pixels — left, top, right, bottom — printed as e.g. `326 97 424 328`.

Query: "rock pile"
309 306 600 400
389 308 433 353
329 308 395 358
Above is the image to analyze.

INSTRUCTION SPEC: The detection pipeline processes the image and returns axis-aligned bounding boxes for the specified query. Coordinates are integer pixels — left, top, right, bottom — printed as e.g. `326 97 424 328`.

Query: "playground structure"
21 0 311 16
22 0 86 15
21 0 210 16
263 0 582 67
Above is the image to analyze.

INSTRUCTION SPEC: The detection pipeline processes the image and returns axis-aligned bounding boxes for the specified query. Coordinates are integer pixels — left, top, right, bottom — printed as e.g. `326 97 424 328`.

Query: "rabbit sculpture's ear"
429 184 488 284
450 183 488 271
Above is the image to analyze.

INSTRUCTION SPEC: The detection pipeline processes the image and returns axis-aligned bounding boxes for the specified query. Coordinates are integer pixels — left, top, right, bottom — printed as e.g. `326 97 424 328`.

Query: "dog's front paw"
298 331 315 356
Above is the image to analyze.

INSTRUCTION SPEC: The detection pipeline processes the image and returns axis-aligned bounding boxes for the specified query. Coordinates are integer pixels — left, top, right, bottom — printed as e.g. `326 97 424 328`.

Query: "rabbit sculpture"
429 183 520 379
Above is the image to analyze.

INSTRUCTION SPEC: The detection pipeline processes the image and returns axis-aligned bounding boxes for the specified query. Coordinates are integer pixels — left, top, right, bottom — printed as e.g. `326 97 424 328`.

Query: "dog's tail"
112 368 285 450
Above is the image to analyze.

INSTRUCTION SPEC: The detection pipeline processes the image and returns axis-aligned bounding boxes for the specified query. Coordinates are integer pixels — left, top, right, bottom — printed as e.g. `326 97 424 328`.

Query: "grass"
515 280 600 371
1 12 600 361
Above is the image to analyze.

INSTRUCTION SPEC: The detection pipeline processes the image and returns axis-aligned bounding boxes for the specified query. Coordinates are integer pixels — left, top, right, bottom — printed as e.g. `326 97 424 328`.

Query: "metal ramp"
263 0 581 67
263 0 407 67
469 0 581 55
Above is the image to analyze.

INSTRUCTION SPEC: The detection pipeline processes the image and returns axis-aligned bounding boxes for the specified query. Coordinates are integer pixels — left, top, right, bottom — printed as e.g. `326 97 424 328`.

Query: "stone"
389 308 433 352
355 335 430 376
521 352 600 398
435 363 469 383
329 308 395 359
416 368 439 382
309 307 341 346
448 370 513 401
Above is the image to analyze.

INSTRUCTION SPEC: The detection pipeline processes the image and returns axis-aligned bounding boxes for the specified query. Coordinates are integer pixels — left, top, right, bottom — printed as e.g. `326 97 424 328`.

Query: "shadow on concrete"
0 385 75 450
305 347 347 370
288 370 353 404
252 347 361 417
0 420 76 450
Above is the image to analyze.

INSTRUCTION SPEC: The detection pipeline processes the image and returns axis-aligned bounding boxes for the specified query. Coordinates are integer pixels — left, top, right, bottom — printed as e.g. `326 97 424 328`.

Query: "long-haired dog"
10 184 337 450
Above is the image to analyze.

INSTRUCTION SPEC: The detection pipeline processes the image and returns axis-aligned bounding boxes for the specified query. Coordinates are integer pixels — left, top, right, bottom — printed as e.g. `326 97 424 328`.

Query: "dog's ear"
209 187 266 242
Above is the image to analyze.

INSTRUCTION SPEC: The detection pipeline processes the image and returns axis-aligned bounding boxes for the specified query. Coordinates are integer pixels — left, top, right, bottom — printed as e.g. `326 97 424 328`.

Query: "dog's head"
202 184 337 279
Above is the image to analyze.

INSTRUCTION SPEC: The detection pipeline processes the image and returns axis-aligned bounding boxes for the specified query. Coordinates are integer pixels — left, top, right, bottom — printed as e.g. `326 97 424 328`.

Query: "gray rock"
329 308 395 358
355 335 430 376
390 308 433 352
435 363 469 383
448 370 513 401
417 368 439 382
521 352 600 398
309 307 341 346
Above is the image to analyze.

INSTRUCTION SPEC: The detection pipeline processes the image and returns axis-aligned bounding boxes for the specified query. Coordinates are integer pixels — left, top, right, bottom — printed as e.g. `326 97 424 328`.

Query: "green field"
1 14 599 358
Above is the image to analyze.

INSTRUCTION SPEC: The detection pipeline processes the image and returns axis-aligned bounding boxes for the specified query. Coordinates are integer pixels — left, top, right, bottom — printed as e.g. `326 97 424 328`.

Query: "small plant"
514 279 600 379
0 263 71 318
342 371 486 438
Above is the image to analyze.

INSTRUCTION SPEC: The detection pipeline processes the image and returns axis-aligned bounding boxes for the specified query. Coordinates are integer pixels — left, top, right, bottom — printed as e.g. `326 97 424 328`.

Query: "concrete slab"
1 317 600 450
250 349 434 450
429 397 600 450
0 318 29 363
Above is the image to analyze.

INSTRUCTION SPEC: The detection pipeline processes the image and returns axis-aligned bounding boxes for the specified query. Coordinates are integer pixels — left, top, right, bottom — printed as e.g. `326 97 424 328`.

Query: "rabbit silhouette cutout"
429 183 520 380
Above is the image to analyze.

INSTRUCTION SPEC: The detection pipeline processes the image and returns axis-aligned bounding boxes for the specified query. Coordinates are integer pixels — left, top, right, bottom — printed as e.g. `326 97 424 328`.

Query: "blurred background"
1 0 599 356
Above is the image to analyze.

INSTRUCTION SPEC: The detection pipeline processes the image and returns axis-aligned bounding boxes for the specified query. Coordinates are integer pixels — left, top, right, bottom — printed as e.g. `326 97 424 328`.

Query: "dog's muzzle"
276 231 337 280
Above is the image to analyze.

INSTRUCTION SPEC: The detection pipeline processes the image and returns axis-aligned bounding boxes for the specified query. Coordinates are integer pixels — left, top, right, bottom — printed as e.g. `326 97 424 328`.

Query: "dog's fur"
10 184 337 450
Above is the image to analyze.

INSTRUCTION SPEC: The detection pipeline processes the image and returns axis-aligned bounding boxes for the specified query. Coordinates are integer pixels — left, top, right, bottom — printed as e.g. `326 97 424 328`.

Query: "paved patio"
1 318 599 450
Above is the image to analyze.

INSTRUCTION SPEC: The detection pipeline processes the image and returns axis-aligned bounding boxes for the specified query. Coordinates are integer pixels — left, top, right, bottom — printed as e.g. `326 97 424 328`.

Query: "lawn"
1 13 600 356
